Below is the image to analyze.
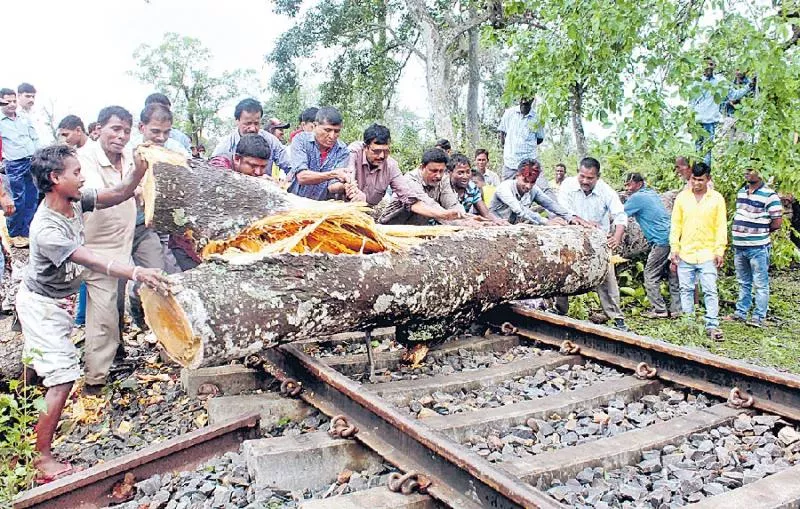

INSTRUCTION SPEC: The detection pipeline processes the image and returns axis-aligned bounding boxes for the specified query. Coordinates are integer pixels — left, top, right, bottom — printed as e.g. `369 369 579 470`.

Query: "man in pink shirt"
331 124 413 206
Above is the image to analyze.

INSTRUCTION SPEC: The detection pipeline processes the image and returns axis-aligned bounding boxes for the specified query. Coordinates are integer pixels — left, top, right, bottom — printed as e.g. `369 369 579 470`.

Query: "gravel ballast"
404 361 624 417
110 450 398 508
545 413 800 508
462 389 717 463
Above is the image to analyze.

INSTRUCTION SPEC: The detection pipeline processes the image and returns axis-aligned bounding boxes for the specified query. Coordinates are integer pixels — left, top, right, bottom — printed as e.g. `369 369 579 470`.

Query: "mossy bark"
619 190 679 259
147 160 297 250
143 226 611 368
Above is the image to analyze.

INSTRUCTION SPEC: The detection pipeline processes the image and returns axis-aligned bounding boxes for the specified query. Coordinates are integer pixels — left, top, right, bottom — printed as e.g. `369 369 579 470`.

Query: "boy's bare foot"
34 457 77 484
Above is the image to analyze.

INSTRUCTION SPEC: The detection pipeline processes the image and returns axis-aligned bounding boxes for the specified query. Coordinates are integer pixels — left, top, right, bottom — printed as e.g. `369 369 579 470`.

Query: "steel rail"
13 413 260 509
264 343 562 509
494 305 800 421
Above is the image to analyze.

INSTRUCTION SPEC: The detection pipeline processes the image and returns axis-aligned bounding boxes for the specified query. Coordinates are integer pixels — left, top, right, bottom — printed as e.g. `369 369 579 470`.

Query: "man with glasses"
331 123 412 206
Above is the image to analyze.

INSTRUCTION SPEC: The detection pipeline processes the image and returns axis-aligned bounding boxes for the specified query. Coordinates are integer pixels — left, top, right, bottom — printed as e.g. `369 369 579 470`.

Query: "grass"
621 270 800 374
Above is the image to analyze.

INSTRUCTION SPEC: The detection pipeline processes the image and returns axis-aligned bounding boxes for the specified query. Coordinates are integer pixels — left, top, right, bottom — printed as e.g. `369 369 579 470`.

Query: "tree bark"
145 159 299 250
569 82 587 160
466 24 481 150
142 226 610 368
0 331 23 382
1 246 29 381
619 190 679 259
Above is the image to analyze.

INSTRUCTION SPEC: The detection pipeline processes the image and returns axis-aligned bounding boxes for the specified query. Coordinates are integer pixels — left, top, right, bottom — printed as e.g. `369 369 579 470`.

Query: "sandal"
706 328 724 341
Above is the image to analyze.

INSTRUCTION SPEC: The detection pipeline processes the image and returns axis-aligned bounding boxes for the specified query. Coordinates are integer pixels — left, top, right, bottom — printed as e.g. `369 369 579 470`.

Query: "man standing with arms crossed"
497 98 556 200
670 162 727 340
724 167 782 327
0 87 39 246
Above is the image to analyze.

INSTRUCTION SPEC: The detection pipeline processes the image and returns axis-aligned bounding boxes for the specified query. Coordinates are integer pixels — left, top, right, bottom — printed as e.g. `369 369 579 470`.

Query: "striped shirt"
458 181 482 213
498 106 545 169
732 183 782 247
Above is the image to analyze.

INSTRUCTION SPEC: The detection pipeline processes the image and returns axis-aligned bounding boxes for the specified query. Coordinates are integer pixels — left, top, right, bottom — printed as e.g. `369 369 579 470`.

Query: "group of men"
624 158 782 341
0 82 783 481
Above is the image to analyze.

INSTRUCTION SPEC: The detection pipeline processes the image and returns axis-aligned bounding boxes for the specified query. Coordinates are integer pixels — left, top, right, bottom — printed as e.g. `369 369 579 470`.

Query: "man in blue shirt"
0 87 39 245
624 173 681 319
689 58 726 166
287 107 349 200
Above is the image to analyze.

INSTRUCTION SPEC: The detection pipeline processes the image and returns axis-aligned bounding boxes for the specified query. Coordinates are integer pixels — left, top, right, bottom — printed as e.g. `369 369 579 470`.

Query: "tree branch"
443 10 493 45
785 23 800 50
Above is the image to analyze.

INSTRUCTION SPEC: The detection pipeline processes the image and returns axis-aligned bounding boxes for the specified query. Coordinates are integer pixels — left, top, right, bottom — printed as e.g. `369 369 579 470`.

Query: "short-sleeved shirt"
379 169 461 225
0 112 39 160
497 105 545 169
732 183 783 247
458 181 482 213
78 142 137 262
24 190 98 299
623 186 671 246
287 131 349 200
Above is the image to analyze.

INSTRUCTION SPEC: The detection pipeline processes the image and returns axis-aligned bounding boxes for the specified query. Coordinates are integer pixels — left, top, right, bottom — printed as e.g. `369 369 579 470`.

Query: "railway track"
13 305 800 508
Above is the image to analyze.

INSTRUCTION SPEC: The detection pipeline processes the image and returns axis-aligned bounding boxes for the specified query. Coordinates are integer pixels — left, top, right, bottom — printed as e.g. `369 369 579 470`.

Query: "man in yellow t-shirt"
669 161 727 341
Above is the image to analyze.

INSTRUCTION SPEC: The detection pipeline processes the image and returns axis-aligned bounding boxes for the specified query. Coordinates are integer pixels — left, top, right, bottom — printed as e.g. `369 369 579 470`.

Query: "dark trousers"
645 244 681 314
119 224 166 327
5 158 38 237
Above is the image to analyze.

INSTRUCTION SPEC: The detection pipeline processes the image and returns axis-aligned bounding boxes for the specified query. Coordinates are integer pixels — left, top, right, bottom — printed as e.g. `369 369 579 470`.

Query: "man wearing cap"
624 172 681 319
267 118 290 144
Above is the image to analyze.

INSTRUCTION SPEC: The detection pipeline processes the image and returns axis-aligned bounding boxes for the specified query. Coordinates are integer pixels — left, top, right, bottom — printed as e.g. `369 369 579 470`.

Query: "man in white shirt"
78 106 138 392
497 98 556 200
558 157 629 331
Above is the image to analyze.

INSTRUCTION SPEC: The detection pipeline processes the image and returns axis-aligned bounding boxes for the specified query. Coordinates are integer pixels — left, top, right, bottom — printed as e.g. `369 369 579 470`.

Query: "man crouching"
17 144 170 482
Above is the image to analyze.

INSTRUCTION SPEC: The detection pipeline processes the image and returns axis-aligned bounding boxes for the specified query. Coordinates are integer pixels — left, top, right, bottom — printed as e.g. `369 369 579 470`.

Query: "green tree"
497 0 690 159
130 33 255 146
267 0 418 124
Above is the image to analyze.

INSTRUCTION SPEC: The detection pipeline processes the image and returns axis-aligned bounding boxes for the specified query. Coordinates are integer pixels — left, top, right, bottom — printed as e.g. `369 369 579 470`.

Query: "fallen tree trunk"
144 158 301 250
142 226 610 368
0 246 28 381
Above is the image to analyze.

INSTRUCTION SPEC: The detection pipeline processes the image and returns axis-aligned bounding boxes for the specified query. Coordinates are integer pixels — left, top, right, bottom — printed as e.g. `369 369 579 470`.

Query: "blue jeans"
678 260 719 329
75 282 87 326
695 122 717 167
5 158 38 237
733 245 771 322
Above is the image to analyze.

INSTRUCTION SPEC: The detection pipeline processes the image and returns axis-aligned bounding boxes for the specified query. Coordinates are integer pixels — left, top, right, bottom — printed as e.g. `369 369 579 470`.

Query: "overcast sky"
3 0 429 143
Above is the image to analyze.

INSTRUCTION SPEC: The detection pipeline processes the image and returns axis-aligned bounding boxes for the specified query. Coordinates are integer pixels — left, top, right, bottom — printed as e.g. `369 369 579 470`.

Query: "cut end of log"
136 144 190 228
140 286 201 368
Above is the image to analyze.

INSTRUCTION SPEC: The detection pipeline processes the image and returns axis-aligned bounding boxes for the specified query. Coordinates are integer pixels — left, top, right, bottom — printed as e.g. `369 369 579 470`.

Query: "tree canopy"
130 33 255 145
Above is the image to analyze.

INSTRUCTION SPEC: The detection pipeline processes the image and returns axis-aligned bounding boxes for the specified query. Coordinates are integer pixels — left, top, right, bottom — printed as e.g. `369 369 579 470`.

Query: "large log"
142 226 610 368
144 158 316 251
0 246 28 381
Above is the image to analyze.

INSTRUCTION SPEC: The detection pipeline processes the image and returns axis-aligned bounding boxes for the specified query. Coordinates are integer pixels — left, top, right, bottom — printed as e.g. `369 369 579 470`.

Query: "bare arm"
296 167 349 186
410 200 462 222
69 246 170 294
770 217 784 232
95 147 148 210
0 179 15 216
472 199 504 223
